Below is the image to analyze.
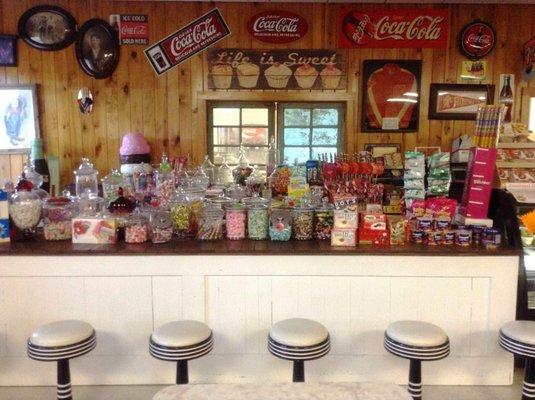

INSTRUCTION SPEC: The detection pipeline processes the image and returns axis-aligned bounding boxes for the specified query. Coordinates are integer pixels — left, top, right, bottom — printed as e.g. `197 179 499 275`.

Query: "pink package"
460 148 497 219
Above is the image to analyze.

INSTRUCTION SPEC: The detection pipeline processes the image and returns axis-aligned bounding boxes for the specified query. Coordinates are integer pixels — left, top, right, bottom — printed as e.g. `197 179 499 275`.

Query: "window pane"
312 147 338 159
284 147 310 164
312 128 338 145
244 146 268 165
312 108 339 126
213 108 240 126
213 146 240 164
242 127 268 146
242 108 269 126
284 128 310 145
213 127 239 146
284 108 310 126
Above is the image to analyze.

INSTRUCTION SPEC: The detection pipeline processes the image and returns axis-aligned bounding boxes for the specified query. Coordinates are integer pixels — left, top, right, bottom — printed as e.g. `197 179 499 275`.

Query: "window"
207 101 344 166
278 103 344 164
208 102 275 166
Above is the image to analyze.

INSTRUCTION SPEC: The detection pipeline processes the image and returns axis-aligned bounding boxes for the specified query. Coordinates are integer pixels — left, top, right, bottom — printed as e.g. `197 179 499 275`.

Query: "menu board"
207 48 347 90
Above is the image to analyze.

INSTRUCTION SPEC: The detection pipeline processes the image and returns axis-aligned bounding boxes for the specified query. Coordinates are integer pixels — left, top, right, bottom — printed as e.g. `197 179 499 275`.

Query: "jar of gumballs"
124 213 149 244
225 203 247 240
269 207 292 241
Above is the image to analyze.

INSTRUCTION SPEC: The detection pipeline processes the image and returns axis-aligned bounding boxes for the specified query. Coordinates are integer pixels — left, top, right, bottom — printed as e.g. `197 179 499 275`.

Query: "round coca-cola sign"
459 20 496 59
247 10 308 44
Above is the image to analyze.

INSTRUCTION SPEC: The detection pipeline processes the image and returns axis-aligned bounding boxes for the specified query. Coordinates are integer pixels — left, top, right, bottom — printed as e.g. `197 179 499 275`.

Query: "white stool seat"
386 320 448 348
500 321 535 346
29 320 95 348
269 318 329 348
151 320 212 348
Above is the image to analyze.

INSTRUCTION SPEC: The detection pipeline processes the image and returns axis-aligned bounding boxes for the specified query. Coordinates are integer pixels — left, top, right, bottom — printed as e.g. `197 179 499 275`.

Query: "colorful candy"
125 224 148 243
226 208 246 240
248 208 269 240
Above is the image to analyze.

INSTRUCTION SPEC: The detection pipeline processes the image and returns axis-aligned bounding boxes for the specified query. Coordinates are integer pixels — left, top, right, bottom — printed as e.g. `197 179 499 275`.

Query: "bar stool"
384 320 450 400
268 318 330 382
149 320 213 384
499 320 535 400
27 320 97 400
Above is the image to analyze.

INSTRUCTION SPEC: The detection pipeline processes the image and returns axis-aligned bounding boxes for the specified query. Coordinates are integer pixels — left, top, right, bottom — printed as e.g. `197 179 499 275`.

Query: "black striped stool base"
408 359 422 400
522 358 535 400
57 359 72 400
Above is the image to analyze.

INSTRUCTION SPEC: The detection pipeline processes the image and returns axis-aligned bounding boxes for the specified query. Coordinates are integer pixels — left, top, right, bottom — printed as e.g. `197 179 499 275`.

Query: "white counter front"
0 254 519 386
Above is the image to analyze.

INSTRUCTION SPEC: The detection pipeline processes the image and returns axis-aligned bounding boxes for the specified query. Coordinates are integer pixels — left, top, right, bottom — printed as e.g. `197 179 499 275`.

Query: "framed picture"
0 85 40 154
364 143 401 158
0 35 17 66
75 19 120 79
429 83 495 120
18 5 77 51
361 60 422 133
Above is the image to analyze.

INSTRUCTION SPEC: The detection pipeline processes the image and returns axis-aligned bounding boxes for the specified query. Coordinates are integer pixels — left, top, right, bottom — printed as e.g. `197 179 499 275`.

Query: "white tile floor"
0 370 524 400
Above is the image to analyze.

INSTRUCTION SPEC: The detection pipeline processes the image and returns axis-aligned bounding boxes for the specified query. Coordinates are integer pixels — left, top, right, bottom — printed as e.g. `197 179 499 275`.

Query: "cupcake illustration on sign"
265 62 292 89
236 62 260 88
211 63 233 89
294 64 318 89
320 63 342 89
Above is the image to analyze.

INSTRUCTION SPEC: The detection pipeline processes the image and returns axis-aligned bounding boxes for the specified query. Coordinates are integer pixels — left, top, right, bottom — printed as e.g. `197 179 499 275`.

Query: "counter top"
0 238 521 256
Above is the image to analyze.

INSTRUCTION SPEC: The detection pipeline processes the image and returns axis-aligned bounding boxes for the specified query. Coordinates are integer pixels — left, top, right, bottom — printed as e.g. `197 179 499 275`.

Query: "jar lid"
74 157 98 177
242 195 269 208
44 196 72 206
225 202 246 211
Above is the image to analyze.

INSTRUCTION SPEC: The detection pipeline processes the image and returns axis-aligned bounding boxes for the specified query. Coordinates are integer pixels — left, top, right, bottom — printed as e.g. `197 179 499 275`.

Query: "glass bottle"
244 195 269 240
500 75 514 122
269 206 292 241
74 157 99 197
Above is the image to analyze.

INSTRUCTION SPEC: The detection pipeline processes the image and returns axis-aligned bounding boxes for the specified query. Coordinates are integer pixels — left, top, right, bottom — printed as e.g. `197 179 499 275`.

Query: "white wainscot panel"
152 276 184 328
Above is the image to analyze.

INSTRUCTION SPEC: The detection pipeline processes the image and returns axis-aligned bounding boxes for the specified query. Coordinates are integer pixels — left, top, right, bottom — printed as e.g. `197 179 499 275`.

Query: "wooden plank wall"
0 0 534 187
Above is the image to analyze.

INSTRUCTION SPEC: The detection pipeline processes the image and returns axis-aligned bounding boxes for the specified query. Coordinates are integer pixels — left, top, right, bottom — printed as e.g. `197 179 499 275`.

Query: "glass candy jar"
150 209 173 243
232 148 254 186
269 207 292 241
102 169 124 207
292 201 314 240
43 197 75 241
170 188 192 239
245 167 265 197
154 154 175 208
74 157 99 197
217 157 234 187
9 190 42 239
200 155 216 186
196 204 224 241
314 200 334 240
244 196 269 240
125 213 149 244
225 203 246 240
78 192 104 217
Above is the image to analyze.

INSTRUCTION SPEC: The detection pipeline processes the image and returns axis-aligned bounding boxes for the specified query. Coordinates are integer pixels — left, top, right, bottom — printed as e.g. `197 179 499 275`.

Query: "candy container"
102 169 125 207
232 148 254 186
78 193 104 216
225 204 247 240
74 157 99 197
443 230 455 245
411 230 424 244
388 216 406 246
9 190 42 239
482 227 501 250
43 197 75 241
196 204 225 241
314 200 334 240
247 202 269 240
245 167 265 196
125 214 149 244
200 155 216 186
154 154 175 208
269 164 291 197
217 157 234 187
269 207 292 241
150 209 173 243
455 228 472 247
170 188 192 239
472 226 483 246
292 201 314 241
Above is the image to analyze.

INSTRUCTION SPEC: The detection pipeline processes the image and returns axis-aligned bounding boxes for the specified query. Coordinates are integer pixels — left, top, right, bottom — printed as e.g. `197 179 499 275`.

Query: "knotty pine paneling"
0 1 534 187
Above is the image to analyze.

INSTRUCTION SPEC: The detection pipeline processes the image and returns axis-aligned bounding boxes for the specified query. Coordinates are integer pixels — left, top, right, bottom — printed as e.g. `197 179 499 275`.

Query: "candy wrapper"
427 152 451 196
425 197 457 220
388 216 407 245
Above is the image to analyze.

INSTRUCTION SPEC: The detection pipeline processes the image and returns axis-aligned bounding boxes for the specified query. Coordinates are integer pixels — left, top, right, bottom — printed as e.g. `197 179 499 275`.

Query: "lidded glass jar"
232 148 254 186
244 195 269 240
74 157 99 197
192 167 210 189
77 191 104 217
170 187 192 239
217 157 234 187
225 203 246 240
314 199 334 240
292 200 314 240
125 213 149 244
196 204 224 241
102 169 124 207
9 190 42 239
43 197 75 241
150 208 173 243
154 154 175 208
245 167 265 197
200 155 215 186
269 206 292 241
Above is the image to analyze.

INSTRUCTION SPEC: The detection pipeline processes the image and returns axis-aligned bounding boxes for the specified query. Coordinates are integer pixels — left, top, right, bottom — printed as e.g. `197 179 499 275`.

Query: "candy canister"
292 202 314 240
43 197 75 240
314 201 334 240
150 209 173 243
269 207 292 241
225 203 247 240
74 157 98 197
125 214 149 244
9 190 42 239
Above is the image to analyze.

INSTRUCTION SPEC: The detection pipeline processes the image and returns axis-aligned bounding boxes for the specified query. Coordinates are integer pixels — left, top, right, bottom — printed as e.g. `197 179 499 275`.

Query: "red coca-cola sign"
247 10 308 44
144 8 230 75
459 21 496 59
339 9 448 48
109 14 149 45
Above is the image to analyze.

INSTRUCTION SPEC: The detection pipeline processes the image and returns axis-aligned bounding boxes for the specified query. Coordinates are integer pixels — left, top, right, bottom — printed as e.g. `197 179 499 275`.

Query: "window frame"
207 101 276 165
277 102 345 164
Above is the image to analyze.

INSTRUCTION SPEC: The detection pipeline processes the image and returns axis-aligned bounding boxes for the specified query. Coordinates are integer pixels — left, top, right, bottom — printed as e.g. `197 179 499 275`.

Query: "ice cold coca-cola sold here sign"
247 10 308 44
144 8 230 75
339 9 449 49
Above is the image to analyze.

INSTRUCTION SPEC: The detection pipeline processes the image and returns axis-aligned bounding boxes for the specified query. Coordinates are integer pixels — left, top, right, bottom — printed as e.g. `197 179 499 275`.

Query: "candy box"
72 218 117 244
334 209 359 229
331 228 357 246
0 218 9 243
388 216 407 245
359 212 387 244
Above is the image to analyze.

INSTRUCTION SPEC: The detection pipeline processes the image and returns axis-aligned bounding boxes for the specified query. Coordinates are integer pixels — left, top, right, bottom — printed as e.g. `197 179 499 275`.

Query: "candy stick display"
473 105 507 148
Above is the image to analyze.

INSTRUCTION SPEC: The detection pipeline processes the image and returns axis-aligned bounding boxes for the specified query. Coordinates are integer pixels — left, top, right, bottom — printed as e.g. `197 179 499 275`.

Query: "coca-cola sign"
459 21 496 59
144 8 230 76
109 14 149 45
524 37 535 80
339 9 448 49
247 10 308 44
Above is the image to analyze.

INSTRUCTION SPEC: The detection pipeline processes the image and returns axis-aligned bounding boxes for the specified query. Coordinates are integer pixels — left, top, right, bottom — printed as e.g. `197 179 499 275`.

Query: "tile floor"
0 370 524 400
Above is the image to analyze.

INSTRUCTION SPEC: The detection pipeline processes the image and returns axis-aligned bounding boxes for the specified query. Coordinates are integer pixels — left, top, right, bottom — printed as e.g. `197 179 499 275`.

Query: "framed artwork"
364 143 401 158
0 35 17 66
18 5 77 51
361 60 422 133
75 19 120 79
429 83 494 120
0 85 40 154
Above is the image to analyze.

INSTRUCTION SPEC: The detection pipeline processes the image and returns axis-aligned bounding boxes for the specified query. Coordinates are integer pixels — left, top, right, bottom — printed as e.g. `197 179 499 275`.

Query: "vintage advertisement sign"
144 8 230 76
207 48 346 90
523 37 535 80
109 14 149 45
460 60 487 81
459 20 496 59
247 10 308 44
339 9 448 49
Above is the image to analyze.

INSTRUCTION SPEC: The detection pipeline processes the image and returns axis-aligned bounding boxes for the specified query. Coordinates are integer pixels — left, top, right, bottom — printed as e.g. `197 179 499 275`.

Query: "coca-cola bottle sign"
247 10 308 44
459 21 496 59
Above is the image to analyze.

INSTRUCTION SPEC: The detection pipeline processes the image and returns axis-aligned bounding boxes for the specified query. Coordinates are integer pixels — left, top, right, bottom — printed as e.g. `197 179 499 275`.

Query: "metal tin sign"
459 20 496 59
247 10 308 44
523 37 535 79
109 14 149 45
339 9 448 49
144 8 230 76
